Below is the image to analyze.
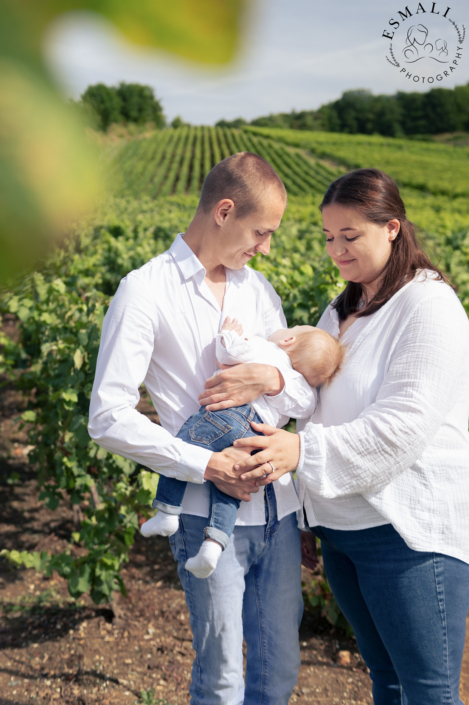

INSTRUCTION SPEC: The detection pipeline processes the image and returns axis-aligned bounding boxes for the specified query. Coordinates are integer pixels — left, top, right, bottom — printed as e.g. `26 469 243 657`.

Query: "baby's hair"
286 329 346 387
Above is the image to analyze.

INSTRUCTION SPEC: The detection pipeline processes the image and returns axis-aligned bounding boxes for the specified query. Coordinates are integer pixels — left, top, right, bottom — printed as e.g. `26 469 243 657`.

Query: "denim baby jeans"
152 404 264 549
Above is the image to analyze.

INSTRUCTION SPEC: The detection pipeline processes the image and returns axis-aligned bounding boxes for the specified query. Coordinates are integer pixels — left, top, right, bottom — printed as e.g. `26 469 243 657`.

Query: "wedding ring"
267 461 276 474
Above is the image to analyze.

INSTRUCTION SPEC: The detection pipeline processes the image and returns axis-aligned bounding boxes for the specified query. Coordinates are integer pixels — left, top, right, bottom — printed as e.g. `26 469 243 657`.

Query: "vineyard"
246 126 469 198
109 126 343 198
107 124 469 203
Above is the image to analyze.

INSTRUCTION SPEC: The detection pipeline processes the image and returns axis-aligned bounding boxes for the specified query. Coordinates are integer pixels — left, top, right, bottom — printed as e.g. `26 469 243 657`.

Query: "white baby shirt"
216 329 303 428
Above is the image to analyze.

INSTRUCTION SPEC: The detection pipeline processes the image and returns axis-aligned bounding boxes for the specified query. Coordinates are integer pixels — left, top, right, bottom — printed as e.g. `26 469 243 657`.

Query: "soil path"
0 480 372 705
0 378 371 705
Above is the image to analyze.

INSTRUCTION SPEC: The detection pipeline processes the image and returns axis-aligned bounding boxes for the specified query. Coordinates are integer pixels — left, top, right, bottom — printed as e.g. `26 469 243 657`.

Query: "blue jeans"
169 494 303 704
311 523 469 705
154 404 264 549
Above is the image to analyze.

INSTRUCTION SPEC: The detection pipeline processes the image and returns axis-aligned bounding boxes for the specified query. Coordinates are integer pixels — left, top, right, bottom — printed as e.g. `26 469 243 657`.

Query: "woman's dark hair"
319 168 446 321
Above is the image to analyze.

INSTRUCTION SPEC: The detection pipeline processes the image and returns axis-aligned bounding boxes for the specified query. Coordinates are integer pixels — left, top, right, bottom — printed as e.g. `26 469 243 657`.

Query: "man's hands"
232 422 301 486
204 447 259 502
198 364 285 412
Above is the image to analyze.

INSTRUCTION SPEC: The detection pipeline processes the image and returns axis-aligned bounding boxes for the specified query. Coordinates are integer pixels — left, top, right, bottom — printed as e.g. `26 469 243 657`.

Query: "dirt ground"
1 314 468 704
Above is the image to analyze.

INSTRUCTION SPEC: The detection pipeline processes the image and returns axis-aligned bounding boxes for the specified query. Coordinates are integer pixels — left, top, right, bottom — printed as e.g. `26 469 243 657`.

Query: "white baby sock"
185 540 223 579
140 512 179 538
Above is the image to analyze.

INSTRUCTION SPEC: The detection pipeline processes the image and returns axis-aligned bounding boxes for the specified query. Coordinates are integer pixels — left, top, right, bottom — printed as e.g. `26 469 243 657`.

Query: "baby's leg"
185 407 266 578
185 482 240 578
142 411 212 537
141 475 187 538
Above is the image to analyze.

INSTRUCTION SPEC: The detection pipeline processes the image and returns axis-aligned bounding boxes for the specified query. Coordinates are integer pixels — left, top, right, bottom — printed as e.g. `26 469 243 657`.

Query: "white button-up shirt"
89 233 317 525
297 272 469 564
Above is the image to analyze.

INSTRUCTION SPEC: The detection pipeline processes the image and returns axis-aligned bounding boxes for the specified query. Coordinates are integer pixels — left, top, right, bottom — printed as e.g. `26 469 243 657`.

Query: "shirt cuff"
296 425 324 491
265 363 290 400
173 443 213 484
266 365 317 418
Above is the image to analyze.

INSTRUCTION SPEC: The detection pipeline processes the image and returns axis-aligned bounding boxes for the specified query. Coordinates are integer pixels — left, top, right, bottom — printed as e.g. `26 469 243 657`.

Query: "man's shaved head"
198 152 287 218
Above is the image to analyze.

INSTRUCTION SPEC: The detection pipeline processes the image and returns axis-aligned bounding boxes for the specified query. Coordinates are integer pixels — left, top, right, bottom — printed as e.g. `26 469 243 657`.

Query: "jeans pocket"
189 412 232 445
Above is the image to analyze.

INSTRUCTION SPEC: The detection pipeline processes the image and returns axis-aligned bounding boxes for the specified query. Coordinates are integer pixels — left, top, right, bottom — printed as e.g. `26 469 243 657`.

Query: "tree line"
75 82 194 132
75 82 166 131
77 81 469 138
217 84 469 137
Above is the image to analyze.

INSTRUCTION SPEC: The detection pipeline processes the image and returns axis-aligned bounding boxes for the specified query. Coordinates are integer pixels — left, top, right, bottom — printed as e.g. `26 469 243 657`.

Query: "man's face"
215 187 286 270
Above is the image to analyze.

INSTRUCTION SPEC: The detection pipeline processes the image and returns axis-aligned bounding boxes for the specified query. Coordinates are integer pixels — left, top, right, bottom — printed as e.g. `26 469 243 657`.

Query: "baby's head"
270 325 345 387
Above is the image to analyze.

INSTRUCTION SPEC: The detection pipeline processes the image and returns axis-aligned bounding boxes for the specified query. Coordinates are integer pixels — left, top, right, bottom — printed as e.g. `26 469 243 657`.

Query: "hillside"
108 125 469 201
246 127 469 198
108 126 343 199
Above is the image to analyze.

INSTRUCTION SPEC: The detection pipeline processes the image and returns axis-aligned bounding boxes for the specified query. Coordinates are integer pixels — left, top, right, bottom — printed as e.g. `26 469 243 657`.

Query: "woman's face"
322 204 400 292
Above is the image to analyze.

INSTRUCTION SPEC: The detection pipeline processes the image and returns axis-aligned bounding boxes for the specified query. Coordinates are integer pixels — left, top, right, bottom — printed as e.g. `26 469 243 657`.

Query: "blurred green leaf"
0 59 102 283
68 563 91 596
73 349 84 370
39 0 246 65
0 0 247 284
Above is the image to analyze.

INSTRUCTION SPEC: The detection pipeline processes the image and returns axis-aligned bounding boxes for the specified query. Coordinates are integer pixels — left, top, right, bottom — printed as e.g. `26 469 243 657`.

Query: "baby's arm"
221 316 243 342
216 328 278 367
216 325 317 419
216 330 316 419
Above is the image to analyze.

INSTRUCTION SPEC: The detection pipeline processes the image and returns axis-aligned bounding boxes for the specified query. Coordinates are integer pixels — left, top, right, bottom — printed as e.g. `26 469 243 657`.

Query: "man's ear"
277 336 296 348
214 199 235 226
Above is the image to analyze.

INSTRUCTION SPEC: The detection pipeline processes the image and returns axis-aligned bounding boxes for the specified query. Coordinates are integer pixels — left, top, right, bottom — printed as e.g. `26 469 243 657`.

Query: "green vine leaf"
73 348 84 370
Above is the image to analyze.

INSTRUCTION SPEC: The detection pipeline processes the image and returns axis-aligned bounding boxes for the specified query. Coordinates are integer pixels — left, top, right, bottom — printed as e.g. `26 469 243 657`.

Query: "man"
88 152 317 704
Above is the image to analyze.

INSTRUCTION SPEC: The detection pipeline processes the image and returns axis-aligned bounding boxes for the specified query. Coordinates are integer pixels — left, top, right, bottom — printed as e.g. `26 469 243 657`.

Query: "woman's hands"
198 364 284 412
232 422 301 486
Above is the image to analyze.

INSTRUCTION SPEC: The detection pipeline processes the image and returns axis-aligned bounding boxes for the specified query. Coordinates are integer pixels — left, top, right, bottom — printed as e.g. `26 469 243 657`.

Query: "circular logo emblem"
383 3 465 84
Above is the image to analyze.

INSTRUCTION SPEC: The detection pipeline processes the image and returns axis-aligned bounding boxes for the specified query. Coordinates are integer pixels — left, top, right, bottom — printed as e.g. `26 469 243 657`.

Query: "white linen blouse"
296 271 469 564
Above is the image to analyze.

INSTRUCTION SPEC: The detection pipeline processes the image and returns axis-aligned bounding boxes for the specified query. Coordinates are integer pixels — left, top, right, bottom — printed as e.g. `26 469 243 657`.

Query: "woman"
232 168 469 704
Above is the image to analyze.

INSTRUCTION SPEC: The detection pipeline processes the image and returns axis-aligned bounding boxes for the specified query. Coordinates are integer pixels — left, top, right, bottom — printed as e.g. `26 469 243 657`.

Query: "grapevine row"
246 127 469 198
110 127 344 199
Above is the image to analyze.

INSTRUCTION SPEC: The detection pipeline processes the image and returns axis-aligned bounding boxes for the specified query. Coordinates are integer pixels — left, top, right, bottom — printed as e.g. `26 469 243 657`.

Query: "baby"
141 317 345 578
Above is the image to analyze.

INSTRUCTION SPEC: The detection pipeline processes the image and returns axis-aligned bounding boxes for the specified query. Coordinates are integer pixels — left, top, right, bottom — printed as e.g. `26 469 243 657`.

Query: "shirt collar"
329 304 340 337
170 233 206 281
169 232 250 284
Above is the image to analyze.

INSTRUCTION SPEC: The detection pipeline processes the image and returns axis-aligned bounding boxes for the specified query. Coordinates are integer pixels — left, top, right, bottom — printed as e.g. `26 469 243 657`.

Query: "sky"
44 0 469 125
